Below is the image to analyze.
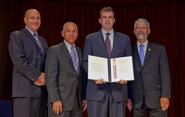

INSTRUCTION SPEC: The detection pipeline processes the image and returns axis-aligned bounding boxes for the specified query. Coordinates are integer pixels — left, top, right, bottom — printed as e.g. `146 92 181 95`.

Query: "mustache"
137 32 146 35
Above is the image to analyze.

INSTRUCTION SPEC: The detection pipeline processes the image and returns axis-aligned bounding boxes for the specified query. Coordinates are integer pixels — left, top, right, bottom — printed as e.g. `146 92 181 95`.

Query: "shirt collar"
137 40 148 48
64 40 75 49
101 29 113 36
25 26 38 36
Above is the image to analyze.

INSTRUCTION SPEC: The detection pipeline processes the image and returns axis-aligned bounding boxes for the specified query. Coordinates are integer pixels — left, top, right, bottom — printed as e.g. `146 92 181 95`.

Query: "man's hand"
117 80 127 85
53 100 63 115
160 97 169 111
34 80 42 86
82 100 87 111
34 73 45 86
94 79 106 84
127 98 132 111
38 73 46 85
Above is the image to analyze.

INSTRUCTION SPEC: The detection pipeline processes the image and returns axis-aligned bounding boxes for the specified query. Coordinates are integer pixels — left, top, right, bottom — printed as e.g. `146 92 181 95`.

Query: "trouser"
13 97 41 117
87 92 126 117
48 98 82 117
132 106 167 117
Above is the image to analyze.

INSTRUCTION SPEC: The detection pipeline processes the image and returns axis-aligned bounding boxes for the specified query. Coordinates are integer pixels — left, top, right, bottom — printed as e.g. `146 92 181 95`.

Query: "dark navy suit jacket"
9 28 48 97
83 30 131 102
128 42 171 108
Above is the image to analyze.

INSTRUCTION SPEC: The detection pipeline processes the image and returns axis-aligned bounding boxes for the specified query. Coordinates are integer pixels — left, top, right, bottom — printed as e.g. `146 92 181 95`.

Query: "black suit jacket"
9 27 48 97
128 42 171 108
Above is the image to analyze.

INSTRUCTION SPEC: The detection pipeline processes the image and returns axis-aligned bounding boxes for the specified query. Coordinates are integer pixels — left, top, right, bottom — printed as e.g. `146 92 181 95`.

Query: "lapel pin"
148 48 151 51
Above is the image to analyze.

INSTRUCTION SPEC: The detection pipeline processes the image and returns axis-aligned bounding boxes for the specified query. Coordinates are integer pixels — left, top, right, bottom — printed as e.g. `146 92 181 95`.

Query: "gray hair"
134 18 150 28
62 22 78 32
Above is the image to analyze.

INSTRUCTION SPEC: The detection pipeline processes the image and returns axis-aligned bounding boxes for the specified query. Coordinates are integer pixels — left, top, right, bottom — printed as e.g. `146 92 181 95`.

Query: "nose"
33 17 40 22
106 17 111 21
137 28 143 33
68 31 75 35
69 31 73 35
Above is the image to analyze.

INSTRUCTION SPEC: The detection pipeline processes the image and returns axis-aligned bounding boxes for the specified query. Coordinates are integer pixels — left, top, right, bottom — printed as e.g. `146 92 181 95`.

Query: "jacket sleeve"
45 48 61 103
160 46 171 98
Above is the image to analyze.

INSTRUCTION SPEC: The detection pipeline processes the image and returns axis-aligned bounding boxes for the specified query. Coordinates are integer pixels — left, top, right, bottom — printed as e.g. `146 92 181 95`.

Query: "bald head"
24 9 41 32
25 9 40 18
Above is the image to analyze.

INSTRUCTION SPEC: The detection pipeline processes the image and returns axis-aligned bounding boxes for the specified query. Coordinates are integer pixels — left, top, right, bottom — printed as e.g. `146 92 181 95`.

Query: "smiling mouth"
32 24 39 27
137 33 145 35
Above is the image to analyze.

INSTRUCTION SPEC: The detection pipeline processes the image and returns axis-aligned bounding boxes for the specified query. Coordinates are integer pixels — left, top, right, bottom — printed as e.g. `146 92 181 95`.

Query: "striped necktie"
70 45 79 72
33 33 43 53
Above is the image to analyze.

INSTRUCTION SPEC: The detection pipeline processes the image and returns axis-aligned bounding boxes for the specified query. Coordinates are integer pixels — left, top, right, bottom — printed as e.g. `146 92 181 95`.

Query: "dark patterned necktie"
105 32 111 57
33 33 43 53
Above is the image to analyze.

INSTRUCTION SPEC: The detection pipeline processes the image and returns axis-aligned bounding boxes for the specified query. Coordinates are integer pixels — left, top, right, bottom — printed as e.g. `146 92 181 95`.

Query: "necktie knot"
33 33 38 38
71 45 74 50
140 44 144 48
106 32 110 37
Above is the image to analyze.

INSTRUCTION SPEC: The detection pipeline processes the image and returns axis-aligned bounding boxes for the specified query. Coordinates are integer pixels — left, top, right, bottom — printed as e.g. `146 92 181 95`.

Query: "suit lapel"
97 31 109 57
62 42 80 74
143 43 152 67
111 31 119 58
76 47 82 66
133 45 143 68
23 28 43 55
62 43 75 71
133 43 152 68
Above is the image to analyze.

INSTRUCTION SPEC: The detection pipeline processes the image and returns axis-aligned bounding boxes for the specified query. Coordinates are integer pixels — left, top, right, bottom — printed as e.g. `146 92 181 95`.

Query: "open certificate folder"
88 55 134 82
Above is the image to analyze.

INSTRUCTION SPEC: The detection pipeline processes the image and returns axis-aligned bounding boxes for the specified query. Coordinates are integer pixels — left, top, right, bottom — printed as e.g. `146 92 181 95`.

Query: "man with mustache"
127 18 171 117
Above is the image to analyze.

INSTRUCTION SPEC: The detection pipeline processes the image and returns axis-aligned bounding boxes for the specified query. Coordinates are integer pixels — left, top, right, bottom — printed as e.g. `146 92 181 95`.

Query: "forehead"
26 11 40 17
64 23 78 31
135 21 148 27
100 11 114 17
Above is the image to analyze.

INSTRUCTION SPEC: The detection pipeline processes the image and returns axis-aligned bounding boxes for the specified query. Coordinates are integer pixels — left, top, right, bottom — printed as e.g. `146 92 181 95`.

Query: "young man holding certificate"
83 7 132 117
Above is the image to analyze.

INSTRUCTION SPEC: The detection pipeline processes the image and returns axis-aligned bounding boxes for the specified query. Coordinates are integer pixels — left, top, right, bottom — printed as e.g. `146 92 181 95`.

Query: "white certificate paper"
88 55 134 82
110 56 134 82
88 55 109 82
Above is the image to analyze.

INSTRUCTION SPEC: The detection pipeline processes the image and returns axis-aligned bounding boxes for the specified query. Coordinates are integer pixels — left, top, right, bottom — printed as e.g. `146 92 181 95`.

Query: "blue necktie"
139 44 145 65
71 45 79 72
105 32 111 57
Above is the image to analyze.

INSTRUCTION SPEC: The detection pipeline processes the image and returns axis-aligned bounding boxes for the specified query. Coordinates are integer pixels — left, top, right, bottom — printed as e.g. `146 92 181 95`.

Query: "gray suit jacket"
9 28 48 97
128 42 171 108
83 30 131 102
45 42 83 111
